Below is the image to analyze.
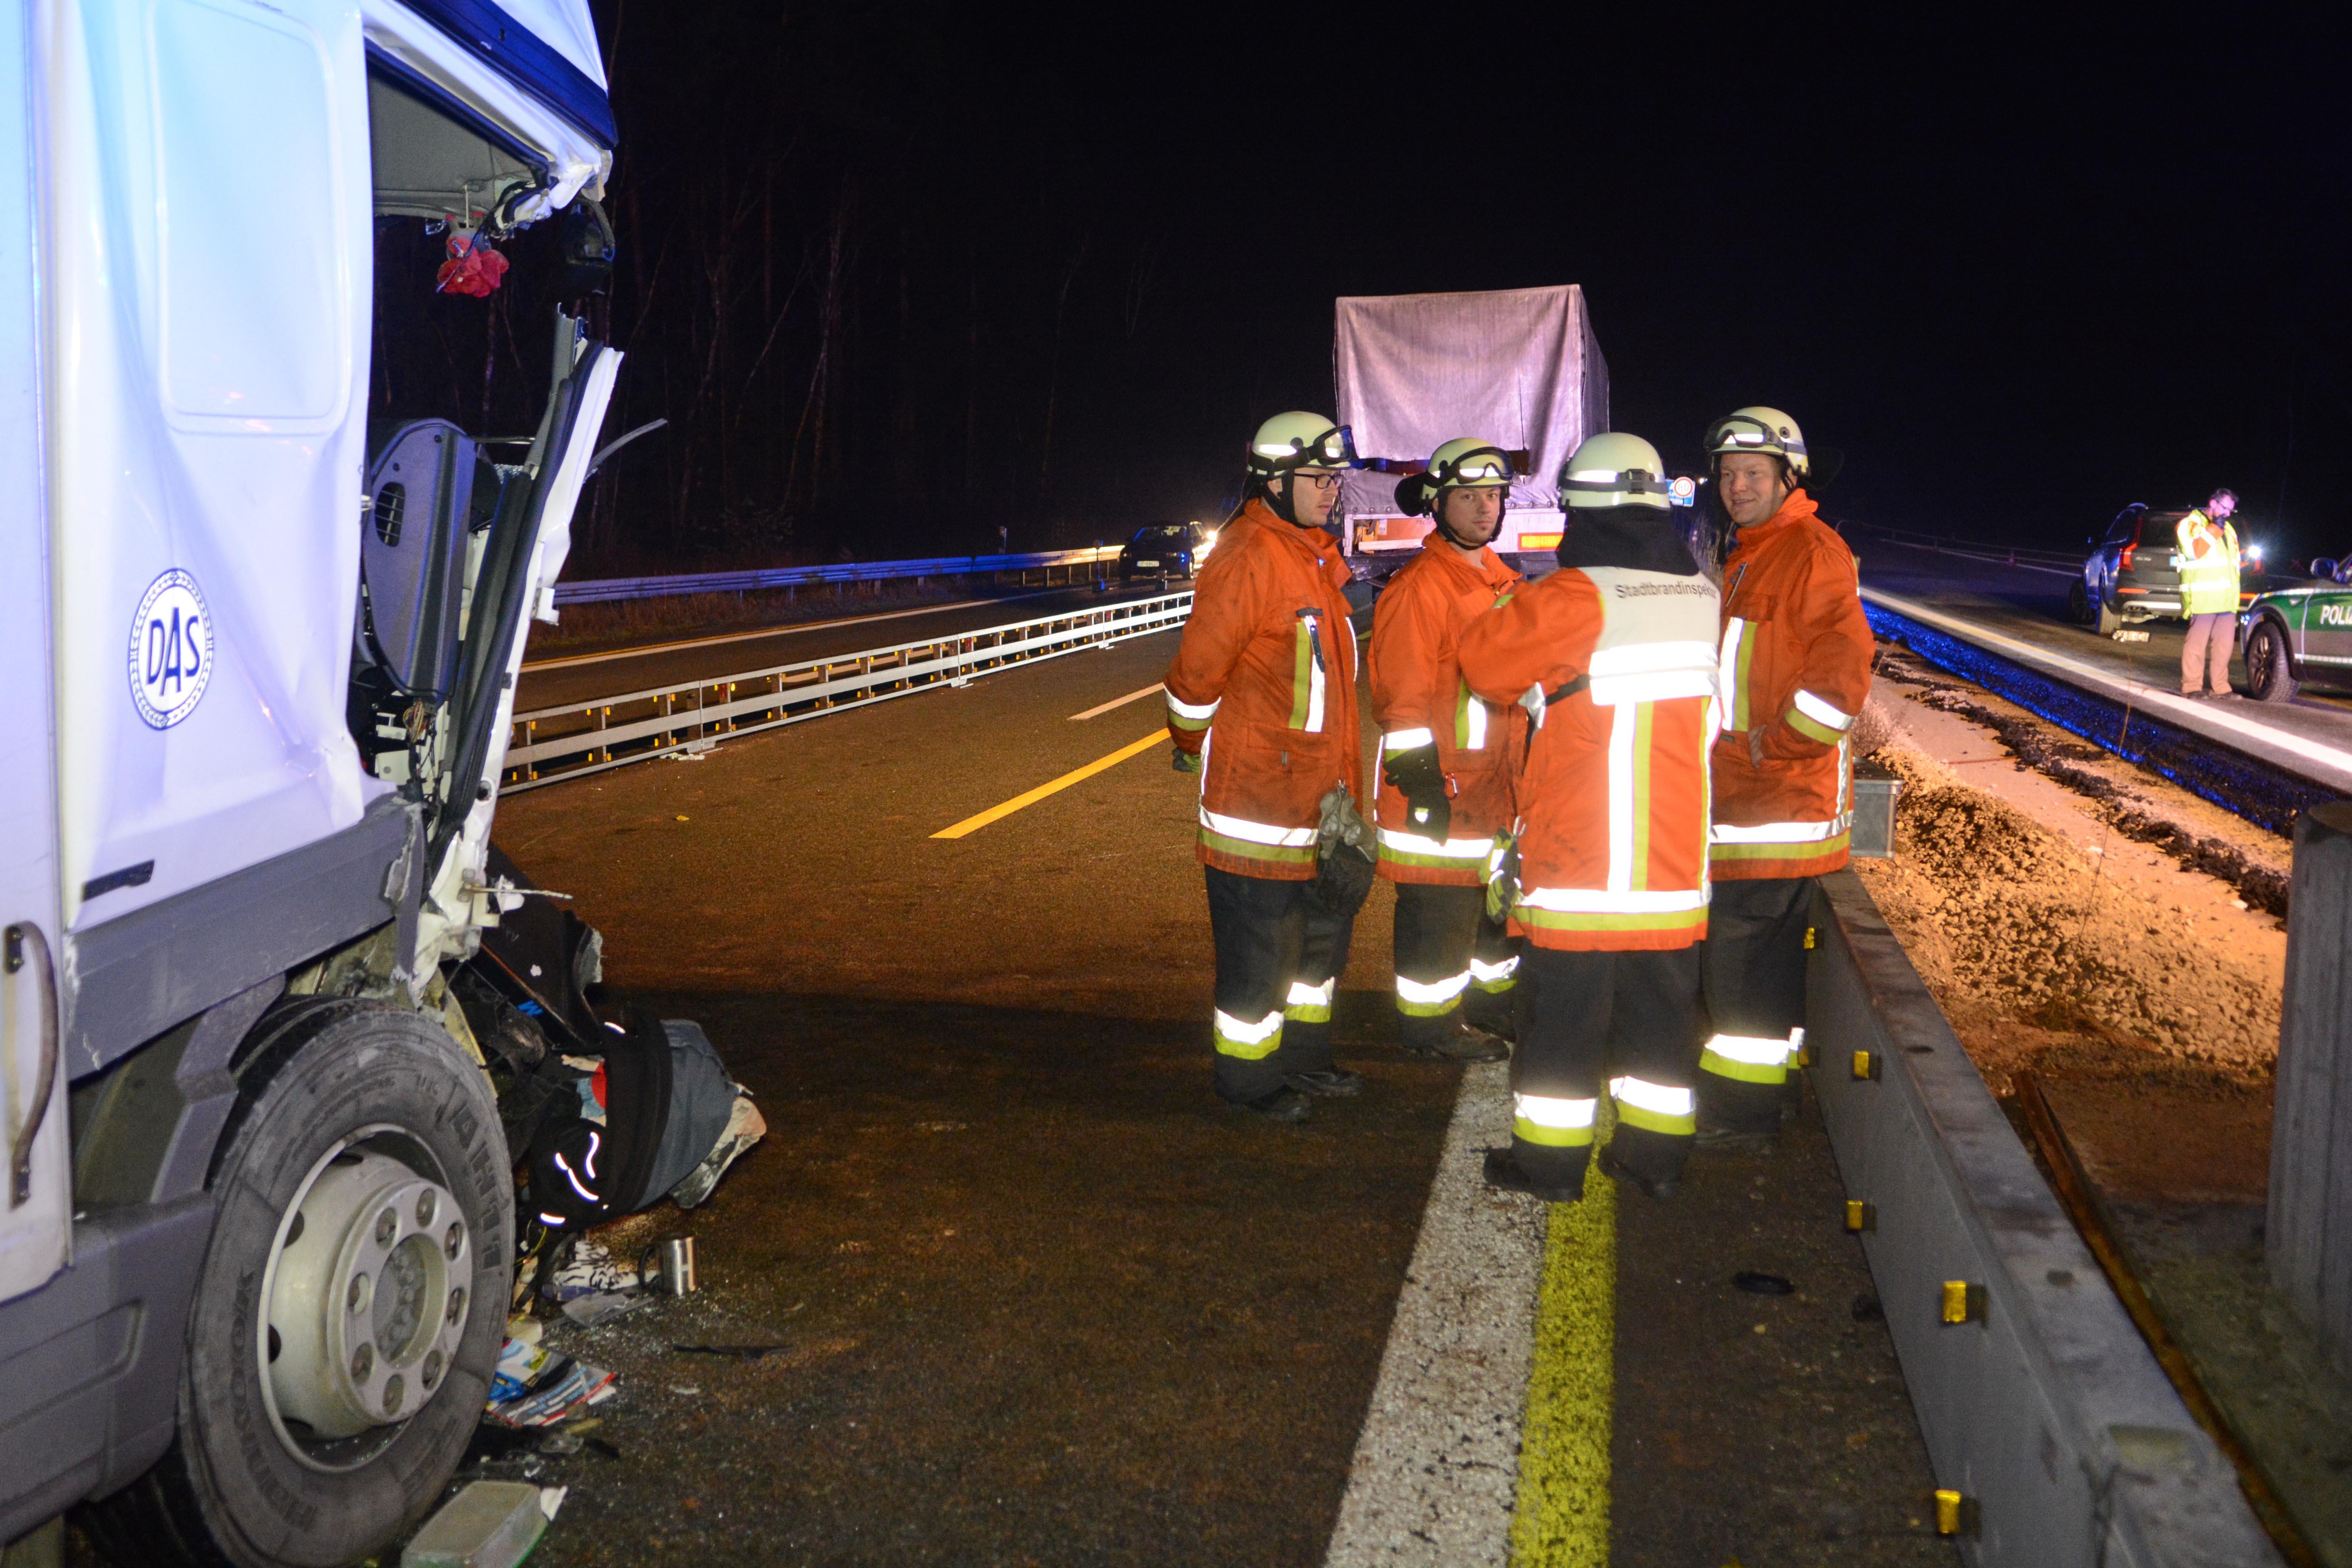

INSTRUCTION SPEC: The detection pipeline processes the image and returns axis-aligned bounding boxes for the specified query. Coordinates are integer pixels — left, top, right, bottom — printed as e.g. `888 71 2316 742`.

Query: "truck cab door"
0 0 70 1305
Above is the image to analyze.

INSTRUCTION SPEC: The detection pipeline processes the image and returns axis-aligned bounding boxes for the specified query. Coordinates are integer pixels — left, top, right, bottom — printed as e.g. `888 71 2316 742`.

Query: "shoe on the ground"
1401 1019 1510 1063
1599 1144 1682 1200
540 1237 640 1303
1226 1087 1312 1123
1482 1147 1584 1203
1284 1068 1364 1098
1693 1119 1779 1154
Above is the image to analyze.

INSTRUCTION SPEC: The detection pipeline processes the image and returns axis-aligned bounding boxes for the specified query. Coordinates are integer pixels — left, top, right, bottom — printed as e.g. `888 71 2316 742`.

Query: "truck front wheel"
82 1000 511 1568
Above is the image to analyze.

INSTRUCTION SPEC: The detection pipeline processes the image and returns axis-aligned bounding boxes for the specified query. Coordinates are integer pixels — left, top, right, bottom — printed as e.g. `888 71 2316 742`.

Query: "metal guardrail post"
2273 801 2352 1374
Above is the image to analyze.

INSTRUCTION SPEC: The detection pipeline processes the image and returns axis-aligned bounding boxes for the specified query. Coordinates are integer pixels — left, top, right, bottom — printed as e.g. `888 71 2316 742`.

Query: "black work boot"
1400 1016 1510 1063
1284 1068 1364 1097
1694 1076 1784 1150
1600 1129 1687 1200
1483 1146 1586 1203
1224 1087 1312 1123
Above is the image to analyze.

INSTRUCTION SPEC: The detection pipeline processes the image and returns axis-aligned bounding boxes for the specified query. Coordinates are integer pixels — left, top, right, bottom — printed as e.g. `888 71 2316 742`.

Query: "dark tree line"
373 5 1269 576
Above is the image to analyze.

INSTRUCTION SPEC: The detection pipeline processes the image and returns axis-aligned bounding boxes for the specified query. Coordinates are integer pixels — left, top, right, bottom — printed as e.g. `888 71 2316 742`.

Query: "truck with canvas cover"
1333 285 1610 563
0 1 628 1560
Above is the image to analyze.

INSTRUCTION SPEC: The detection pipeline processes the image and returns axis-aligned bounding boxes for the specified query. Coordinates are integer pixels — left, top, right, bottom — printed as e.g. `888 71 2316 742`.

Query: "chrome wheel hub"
263 1142 470 1465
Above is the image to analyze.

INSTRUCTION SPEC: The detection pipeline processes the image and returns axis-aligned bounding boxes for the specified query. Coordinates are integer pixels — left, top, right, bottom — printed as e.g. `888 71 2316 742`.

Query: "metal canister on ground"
641 1236 696 1297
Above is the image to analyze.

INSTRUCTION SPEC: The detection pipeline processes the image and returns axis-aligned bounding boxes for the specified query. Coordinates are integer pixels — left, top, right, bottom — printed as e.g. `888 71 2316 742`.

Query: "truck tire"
2244 619 2299 704
82 1000 510 1568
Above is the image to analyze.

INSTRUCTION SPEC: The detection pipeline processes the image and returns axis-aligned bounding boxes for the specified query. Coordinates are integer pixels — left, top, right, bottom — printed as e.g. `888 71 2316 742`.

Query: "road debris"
488 1333 617 1428
401 1480 547 1568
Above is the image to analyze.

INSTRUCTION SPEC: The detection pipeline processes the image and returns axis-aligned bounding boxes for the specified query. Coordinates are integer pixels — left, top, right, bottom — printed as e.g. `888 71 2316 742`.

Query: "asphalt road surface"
487 622 1955 1565
517 580 1180 713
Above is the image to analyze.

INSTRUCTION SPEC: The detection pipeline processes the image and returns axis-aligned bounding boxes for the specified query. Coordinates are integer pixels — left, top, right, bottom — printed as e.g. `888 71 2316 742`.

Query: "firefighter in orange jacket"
1163 412 1369 1122
1699 408 1876 1143
1458 433 1721 1202
1370 439 1523 1063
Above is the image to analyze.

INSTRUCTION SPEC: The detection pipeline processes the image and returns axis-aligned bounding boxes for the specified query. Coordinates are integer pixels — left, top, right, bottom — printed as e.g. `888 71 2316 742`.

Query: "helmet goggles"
1252 423 1361 474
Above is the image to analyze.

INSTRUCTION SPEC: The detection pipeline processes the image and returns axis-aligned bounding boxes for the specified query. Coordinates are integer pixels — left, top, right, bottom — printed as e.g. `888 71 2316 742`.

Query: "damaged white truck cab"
0 1 620 1561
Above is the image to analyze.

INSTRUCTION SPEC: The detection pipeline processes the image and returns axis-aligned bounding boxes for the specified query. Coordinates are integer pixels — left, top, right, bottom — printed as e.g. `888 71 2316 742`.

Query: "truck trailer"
1332 284 1610 563
0 1 623 1561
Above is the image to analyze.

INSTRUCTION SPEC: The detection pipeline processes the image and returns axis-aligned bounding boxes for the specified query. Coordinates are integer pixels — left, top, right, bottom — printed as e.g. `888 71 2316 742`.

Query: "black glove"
1380 743 1451 842
1172 747 1202 774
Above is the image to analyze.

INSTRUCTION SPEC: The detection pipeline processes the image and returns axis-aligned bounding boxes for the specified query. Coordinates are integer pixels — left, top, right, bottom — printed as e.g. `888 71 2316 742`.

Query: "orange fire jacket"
1711 490 1877 880
1458 564 1721 951
1367 537 1525 885
1163 501 1363 880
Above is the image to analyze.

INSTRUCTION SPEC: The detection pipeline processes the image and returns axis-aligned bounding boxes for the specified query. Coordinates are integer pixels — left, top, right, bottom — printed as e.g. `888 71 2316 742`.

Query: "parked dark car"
2071 504 2189 634
1120 521 1213 582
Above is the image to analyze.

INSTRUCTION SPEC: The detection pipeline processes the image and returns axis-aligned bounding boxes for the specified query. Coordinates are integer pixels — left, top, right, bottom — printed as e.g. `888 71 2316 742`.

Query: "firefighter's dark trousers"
1507 945 1702 1197
1392 882 1521 1046
1698 876 1814 1133
1205 867 1355 1102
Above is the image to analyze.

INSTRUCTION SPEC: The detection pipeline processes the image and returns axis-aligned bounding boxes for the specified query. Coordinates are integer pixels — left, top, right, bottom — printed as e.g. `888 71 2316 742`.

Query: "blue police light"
1668 476 1697 508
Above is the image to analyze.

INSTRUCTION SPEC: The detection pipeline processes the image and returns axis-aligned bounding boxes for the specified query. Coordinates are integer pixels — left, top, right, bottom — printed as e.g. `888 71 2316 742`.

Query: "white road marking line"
1863 585 2352 789
524 587 1098 672
1323 1062 1549 1568
1069 682 1164 721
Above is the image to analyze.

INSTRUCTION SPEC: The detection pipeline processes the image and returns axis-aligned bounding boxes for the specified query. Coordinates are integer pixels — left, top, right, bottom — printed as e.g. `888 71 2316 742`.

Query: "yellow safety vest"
2175 510 2241 616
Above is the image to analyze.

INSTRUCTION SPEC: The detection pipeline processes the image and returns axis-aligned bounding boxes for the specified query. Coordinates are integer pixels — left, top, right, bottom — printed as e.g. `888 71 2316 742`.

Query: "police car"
2239 570 2352 702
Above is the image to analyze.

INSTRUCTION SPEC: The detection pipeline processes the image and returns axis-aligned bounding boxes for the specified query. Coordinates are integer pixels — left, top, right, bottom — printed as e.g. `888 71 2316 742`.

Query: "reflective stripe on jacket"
1163 500 1363 880
1368 537 1525 885
1711 490 1876 880
1458 564 1721 951
2176 510 2242 616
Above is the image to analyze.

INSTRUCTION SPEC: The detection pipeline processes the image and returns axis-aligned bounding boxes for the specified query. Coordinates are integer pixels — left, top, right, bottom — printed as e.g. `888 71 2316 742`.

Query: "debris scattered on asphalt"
2110 629 2150 642
672 1342 793 1360
1733 1271 1795 1295
489 1334 618 1427
542 1237 639 1303
561 1289 651 1328
401 1479 548 1568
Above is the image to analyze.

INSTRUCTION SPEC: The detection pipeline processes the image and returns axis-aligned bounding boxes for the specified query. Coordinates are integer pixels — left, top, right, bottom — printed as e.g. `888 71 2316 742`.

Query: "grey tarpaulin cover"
1332 286 1608 522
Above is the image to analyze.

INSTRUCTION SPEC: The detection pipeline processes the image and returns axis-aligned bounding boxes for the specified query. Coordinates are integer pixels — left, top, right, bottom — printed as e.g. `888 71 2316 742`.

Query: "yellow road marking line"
1510 1119 1617 1566
1069 682 1164 721
930 730 1168 839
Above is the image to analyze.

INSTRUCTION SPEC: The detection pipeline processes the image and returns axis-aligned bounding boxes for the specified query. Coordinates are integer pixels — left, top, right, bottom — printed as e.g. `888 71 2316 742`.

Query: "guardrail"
1852 524 2084 571
551 547 1125 606
1811 870 2282 1567
502 589 1193 792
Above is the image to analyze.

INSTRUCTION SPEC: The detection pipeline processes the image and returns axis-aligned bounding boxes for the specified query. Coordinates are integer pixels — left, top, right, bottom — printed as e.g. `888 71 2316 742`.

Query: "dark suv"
1119 522 1212 583
2072 504 2189 634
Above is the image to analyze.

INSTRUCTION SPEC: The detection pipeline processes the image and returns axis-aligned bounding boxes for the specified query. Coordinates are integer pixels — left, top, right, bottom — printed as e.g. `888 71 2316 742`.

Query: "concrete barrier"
1808 868 2282 1567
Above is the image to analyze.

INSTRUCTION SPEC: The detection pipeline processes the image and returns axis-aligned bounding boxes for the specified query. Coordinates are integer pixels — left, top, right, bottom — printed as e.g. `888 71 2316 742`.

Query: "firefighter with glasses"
1698 407 1875 1146
1458 433 1721 1202
1369 439 1524 1064
1164 413 1370 1122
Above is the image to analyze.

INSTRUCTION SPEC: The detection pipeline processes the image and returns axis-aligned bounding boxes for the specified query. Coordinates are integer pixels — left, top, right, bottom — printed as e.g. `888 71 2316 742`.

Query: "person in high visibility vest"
1698 408 1876 1147
1163 413 1368 1123
2177 489 2243 698
1368 439 1525 1065
1458 433 1721 1203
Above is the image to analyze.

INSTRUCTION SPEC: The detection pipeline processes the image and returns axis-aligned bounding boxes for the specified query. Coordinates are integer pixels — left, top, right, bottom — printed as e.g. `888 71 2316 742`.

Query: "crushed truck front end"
0 2 623 1560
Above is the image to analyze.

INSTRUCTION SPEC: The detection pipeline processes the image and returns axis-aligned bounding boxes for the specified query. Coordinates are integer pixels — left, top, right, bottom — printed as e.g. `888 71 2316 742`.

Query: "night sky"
489 5 2352 568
